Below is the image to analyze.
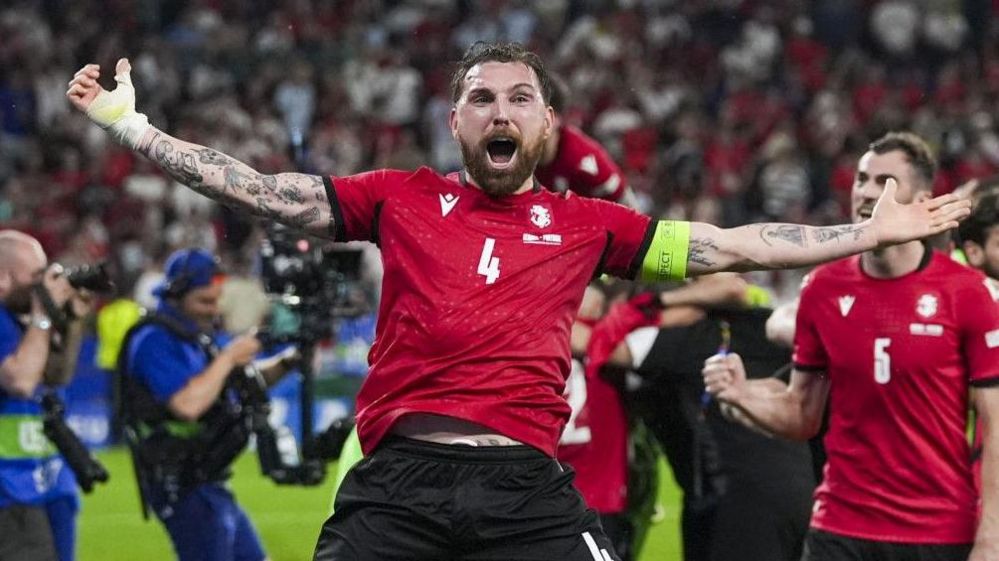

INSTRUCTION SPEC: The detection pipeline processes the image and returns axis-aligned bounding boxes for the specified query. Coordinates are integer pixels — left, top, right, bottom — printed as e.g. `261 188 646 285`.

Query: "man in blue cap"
119 248 292 561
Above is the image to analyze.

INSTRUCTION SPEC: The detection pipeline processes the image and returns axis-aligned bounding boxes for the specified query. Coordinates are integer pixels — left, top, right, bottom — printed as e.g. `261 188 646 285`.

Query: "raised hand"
66 58 149 149
870 178 971 247
701 352 748 403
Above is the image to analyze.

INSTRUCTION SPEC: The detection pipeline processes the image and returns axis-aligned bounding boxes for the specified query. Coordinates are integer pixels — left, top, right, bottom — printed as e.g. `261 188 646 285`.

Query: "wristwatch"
30 315 52 331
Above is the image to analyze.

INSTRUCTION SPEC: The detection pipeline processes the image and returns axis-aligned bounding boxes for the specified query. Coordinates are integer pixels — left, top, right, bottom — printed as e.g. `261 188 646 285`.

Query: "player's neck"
861 240 927 279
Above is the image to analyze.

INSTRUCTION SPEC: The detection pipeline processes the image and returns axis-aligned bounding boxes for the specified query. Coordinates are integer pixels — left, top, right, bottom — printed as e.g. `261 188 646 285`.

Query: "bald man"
0 230 82 561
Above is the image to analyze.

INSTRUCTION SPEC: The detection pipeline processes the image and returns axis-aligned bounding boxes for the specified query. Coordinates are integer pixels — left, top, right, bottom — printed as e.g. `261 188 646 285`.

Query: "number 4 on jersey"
478 238 501 284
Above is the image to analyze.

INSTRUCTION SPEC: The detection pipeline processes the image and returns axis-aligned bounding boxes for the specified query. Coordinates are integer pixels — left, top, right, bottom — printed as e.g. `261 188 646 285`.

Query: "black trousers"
802 529 972 561
313 437 621 561
0 505 57 561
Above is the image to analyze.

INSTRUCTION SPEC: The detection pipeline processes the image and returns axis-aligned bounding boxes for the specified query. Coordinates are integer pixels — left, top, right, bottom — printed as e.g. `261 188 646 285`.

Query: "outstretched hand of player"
701 352 748 403
870 178 970 248
66 58 149 149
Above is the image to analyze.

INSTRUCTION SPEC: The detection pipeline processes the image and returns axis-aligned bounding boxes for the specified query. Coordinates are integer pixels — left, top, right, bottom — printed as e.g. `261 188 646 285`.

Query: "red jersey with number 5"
793 251 999 543
324 167 652 456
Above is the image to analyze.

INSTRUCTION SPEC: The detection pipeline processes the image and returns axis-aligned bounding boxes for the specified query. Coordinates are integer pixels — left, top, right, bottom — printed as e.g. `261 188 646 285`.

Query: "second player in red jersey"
704 132 999 561
795 251 997 542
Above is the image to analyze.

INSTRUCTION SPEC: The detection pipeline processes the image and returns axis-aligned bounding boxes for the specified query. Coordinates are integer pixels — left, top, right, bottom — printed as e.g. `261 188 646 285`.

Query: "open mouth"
857 208 874 219
486 137 518 168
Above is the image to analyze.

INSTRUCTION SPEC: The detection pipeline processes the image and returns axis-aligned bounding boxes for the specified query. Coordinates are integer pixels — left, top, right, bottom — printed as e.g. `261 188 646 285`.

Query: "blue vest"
0 305 78 508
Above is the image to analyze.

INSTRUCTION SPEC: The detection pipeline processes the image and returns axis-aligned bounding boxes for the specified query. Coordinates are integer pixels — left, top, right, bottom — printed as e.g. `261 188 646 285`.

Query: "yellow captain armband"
639 220 691 282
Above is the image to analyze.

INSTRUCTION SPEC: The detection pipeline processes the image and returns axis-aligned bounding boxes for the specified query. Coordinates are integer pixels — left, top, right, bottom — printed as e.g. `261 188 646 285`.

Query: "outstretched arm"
67 59 334 238
684 179 968 275
702 353 829 440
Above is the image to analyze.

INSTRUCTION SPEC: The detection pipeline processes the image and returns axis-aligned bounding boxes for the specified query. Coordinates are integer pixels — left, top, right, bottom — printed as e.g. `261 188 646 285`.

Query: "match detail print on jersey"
639 220 690 282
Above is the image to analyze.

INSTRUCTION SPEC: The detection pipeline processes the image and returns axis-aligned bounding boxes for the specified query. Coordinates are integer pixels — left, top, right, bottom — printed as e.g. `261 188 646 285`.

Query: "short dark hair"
869 132 937 190
959 194 999 246
450 42 553 106
548 74 568 114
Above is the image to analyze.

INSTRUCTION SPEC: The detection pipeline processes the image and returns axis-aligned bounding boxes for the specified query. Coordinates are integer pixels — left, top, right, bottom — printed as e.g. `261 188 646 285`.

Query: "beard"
4 284 32 315
460 132 545 198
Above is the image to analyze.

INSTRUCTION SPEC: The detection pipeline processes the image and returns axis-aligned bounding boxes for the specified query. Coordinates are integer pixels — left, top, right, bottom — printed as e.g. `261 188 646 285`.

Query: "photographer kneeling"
0 230 93 561
119 248 294 561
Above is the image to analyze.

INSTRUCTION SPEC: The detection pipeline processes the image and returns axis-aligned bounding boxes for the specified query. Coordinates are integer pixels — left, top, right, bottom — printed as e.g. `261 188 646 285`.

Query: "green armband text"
639 220 690 282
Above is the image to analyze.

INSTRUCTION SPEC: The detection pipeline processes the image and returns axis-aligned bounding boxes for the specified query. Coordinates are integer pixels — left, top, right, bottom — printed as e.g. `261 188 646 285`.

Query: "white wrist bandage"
85 67 149 150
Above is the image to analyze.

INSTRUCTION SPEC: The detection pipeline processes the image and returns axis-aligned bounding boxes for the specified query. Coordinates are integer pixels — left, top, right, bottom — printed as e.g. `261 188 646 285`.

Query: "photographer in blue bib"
0 230 96 561
119 248 299 561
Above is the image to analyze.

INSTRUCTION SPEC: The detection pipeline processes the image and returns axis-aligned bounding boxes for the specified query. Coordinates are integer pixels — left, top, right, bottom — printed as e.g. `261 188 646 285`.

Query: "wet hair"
959 194 999 246
450 42 553 106
868 132 937 191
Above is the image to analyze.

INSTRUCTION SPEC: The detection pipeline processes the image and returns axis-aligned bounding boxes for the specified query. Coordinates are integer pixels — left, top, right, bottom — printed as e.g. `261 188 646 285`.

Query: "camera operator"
0 230 93 561
119 248 295 561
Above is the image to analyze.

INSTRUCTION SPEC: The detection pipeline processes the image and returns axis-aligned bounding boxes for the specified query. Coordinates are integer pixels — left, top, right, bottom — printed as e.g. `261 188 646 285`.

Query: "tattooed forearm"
137 128 332 234
194 148 233 166
759 225 807 248
289 207 320 227
688 237 720 267
812 224 868 244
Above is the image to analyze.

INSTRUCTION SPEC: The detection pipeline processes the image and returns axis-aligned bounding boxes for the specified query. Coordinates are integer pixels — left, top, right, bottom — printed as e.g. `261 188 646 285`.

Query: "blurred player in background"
704 132 999 561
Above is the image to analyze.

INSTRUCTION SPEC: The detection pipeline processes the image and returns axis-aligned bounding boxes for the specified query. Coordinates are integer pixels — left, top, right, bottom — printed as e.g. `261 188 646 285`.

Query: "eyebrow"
467 83 538 97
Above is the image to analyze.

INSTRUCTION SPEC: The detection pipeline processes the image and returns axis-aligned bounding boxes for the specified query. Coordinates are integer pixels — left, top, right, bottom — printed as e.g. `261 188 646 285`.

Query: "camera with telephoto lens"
63 262 115 292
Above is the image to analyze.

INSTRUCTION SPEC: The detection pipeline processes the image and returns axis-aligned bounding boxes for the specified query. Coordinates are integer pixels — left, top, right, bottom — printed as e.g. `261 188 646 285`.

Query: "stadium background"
2 0 998 559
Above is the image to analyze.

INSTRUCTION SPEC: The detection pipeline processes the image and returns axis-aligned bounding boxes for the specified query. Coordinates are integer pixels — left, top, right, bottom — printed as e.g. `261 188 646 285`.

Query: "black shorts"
0 504 57 561
313 437 621 561
801 529 972 561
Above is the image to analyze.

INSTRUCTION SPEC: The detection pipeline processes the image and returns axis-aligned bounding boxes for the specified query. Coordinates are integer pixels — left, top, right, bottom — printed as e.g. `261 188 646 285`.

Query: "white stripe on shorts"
582 531 602 561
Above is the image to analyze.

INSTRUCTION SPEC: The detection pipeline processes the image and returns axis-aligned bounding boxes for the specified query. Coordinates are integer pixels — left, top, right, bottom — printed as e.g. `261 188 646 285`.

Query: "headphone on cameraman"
160 249 220 300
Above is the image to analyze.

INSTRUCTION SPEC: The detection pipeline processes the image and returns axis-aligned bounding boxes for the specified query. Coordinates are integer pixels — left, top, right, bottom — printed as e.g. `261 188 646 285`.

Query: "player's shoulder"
931 252 999 299
801 256 860 289
341 167 454 191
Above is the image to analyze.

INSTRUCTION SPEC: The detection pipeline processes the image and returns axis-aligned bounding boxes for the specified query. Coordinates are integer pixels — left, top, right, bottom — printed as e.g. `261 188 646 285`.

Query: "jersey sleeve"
570 149 626 202
591 200 654 279
324 169 406 242
792 275 828 372
960 277 999 386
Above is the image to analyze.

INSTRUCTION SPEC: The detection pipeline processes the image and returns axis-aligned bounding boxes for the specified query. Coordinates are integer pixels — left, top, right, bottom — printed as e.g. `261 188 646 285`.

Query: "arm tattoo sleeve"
142 131 329 233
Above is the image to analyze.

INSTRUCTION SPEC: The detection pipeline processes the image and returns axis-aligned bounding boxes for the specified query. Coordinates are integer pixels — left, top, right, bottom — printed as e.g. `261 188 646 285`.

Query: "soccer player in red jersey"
69 44 969 560
535 80 633 204
704 132 999 561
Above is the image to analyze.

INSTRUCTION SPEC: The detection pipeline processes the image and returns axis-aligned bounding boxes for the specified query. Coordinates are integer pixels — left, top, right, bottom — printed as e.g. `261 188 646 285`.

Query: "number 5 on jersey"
874 337 891 384
478 238 500 284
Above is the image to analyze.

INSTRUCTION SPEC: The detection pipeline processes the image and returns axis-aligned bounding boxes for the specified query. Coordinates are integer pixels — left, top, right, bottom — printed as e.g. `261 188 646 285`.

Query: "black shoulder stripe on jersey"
371 201 384 247
626 220 658 279
971 376 999 388
793 363 827 373
590 232 612 281
323 176 346 242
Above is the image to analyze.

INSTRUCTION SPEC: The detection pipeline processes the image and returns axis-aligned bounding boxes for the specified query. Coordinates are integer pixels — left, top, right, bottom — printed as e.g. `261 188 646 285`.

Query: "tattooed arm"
135 129 333 236
685 221 877 274
684 177 970 275
67 58 334 238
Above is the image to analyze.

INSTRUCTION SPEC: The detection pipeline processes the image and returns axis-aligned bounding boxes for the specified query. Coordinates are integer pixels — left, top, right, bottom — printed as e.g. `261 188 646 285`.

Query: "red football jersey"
535 125 627 202
326 167 652 456
793 251 999 543
557 358 628 513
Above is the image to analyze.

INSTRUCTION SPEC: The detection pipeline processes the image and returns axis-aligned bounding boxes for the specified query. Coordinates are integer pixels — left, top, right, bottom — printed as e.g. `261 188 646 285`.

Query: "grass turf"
78 448 681 560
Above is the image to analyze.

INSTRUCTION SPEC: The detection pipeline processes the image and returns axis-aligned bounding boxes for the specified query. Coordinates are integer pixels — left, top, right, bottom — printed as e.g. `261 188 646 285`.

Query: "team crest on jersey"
916 294 938 318
530 204 552 228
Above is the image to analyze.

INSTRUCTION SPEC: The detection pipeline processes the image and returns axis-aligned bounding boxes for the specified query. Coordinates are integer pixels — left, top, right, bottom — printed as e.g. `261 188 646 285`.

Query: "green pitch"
78 448 682 560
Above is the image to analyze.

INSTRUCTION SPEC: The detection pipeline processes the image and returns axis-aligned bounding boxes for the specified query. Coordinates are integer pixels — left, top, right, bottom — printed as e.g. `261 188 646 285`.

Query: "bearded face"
4 283 32 315
459 129 546 197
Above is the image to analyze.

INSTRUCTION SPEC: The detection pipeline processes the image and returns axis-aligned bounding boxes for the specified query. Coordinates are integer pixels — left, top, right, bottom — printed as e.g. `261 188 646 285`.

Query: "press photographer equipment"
41 392 110 493
257 227 362 466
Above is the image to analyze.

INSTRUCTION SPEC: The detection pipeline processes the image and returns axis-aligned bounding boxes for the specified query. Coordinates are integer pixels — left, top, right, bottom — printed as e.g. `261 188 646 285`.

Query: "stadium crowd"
2 0 998 301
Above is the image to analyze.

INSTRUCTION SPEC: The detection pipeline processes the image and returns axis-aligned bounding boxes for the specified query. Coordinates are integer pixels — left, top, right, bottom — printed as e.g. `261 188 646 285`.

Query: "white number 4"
478 238 501 284
874 337 891 384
